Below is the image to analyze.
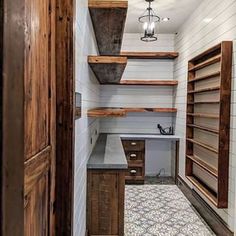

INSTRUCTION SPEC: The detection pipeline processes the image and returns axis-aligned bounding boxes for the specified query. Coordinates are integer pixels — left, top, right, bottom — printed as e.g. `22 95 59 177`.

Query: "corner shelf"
88 56 127 84
88 0 128 55
87 107 177 118
120 51 179 59
186 41 232 208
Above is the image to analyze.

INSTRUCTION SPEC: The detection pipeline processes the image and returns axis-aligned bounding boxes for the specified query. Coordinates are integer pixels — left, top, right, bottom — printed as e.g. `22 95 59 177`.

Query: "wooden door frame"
55 0 75 234
1 0 75 235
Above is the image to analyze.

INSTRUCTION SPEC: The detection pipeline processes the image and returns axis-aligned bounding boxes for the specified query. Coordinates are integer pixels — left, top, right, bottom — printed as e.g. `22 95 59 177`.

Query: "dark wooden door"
24 0 56 235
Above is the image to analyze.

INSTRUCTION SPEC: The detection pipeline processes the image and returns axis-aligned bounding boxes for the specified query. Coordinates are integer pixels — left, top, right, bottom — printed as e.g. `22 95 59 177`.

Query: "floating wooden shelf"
186 155 218 178
186 41 232 208
187 113 219 119
189 55 221 72
89 0 128 55
186 176 218 206
188 86 220 94
187 101 220 105
88 56 127 84
187 124 219 134
186 138 218 154
119 80 178 86
188 71 221 83
120 51 179 59
88 107 177 117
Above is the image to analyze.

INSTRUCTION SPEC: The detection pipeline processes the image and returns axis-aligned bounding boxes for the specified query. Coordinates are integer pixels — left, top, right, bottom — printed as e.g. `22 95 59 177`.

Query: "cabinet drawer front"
122 140 145 151
126 167 143 177
126 151 144 162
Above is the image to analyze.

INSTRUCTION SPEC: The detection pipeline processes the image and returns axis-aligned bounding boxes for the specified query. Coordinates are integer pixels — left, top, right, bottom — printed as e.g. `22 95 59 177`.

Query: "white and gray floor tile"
125 185 215 236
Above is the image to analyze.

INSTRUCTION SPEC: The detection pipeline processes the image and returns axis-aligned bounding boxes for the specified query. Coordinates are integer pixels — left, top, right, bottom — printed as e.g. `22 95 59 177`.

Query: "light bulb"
143 22 148 30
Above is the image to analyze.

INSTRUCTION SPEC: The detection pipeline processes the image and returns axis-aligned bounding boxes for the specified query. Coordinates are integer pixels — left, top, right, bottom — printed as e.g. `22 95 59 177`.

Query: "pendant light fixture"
139 0 160 42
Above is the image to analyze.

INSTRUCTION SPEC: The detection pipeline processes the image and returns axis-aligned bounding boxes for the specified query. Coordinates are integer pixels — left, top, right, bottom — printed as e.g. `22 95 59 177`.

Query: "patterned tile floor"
125 184 215 236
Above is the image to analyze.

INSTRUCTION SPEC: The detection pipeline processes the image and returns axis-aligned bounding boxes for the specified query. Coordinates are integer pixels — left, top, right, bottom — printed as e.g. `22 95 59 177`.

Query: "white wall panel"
74 0 100 235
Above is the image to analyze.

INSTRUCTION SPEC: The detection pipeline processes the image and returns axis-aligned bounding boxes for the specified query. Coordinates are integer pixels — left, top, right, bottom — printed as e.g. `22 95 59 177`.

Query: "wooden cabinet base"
87 169 126 236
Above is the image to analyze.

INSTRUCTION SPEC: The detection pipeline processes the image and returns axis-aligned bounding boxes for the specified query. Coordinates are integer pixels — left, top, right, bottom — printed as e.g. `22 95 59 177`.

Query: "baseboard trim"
177 175 234 236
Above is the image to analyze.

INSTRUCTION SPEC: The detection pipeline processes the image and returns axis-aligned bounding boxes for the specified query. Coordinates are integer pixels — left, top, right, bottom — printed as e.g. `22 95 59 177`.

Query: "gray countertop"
87 133 180 170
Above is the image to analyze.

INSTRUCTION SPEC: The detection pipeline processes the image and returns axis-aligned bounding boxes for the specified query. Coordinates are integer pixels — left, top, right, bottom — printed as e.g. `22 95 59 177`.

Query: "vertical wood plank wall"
73 0 100 235
174 0 236 230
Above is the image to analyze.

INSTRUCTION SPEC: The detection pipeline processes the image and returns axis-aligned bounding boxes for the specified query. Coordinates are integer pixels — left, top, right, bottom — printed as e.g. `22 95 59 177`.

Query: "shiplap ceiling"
124 0 203 34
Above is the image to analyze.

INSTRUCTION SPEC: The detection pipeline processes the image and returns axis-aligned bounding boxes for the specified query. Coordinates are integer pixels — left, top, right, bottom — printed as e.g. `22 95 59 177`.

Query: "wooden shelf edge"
186 138 218 154
186 155 218 177
119 80 178 86
188 101 220 105
88 56 127 64
88 107 177 117
187 124 219 134
188 71 221 83
189 55 221 72
187 113 219 119
186 176 218 206
89 0 128 8
188 86 220 94
120 51 179 59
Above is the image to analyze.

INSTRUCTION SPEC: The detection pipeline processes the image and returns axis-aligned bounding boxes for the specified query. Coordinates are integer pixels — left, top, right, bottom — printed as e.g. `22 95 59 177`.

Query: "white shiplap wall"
174 0 236 231
100 33 176 134
74 0 100 235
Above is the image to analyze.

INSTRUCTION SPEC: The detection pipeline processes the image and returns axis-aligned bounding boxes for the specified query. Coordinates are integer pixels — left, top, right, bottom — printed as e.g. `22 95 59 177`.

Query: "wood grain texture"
185 41 232 208
188 71 221 83
88 56 127 84
1 0 25 235
89 0 127 55
189 55 221 72
119 80 178 86
87 107 177 117
87 169 125 236
122 140 145 184
186 155 218 178
120 51 179 59
55 0 75 234
217 41 232 208
188 86 220 94
24 0 56 235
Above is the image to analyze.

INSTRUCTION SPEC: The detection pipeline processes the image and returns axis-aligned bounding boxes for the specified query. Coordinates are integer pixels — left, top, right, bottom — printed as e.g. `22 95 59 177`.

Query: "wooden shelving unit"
120 51 179 59
88 0 128 55
186 41 233 208
88 107 177 118
88 56 127 84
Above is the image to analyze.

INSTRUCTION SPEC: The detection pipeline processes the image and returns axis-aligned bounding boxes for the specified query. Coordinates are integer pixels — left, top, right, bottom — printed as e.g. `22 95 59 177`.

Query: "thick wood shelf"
88 56 127 84
186 41 232 208
187 113 219 119
88 107 177 117
188 71 221 83
119 80 178 86
186 176 218 206
189 55 221 72
89 0 128 55
188 86 220 94
120 51 179 59
186 155 218 177
187 124 219 134
186 138 218 154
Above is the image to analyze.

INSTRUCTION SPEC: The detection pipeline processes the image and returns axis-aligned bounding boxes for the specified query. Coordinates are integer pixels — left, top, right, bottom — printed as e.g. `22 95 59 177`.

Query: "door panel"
24 0 50 160
24 0 55 234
